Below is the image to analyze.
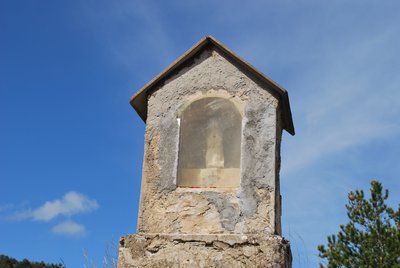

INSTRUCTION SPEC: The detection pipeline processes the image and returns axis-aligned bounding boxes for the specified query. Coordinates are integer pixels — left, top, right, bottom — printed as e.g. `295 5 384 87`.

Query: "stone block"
118 234 292 268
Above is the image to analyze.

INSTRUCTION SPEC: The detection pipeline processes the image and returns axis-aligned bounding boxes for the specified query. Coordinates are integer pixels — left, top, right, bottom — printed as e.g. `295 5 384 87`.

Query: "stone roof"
130 36 295 135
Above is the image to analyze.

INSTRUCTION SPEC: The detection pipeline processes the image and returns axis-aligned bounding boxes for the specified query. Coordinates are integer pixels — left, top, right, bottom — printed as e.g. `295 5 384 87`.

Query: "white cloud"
214 7 400 177
14 191 99 221
275 26 400 175
51 220 86 236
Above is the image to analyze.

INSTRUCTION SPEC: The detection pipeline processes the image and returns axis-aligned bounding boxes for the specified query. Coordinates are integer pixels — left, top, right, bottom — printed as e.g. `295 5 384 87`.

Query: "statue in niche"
205 119 224 168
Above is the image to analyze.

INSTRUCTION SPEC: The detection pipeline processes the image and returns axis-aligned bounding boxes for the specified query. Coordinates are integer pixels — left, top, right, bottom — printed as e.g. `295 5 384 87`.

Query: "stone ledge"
118 233 291 268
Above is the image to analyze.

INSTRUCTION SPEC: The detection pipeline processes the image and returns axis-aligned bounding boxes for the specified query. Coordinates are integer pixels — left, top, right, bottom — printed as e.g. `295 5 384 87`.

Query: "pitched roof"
130 36 295 135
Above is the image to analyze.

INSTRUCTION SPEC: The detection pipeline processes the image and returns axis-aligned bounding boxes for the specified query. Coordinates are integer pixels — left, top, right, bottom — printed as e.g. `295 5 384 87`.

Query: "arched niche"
177 97 242 188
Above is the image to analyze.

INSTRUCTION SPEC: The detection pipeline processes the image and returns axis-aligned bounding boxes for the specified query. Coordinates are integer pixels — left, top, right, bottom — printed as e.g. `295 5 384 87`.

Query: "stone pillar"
118 36 294 268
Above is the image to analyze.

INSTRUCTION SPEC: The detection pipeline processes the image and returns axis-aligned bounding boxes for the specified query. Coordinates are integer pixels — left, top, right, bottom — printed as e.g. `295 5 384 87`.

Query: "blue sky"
1 1 400 267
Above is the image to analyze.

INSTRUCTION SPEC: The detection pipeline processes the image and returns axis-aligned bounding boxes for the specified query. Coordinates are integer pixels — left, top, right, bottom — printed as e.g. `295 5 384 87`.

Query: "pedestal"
118 233 291 267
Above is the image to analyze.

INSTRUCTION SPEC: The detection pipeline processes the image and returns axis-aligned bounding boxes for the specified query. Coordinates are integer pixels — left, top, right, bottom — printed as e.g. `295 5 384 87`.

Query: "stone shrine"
118 36 295 267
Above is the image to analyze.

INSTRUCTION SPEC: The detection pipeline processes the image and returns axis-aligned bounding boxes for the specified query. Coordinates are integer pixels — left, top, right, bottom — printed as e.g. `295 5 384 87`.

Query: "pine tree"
318 180 400 268
0 255 65 268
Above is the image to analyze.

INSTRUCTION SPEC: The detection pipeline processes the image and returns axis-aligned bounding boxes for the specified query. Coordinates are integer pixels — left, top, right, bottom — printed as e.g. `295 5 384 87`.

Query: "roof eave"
130 36 295 135
130 36 211 122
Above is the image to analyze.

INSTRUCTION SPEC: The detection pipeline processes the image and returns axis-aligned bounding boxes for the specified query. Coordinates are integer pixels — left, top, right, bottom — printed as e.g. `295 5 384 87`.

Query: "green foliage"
0 255 65 268
318 180 400 268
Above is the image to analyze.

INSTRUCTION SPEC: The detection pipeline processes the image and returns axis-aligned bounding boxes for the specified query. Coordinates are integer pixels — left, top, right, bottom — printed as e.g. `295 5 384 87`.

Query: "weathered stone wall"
118 234 291 268
275 109 283 235
137 47 283 235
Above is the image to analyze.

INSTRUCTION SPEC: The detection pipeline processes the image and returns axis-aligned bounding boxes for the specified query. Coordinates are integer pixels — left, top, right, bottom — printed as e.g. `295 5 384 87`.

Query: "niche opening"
177 97 242 188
